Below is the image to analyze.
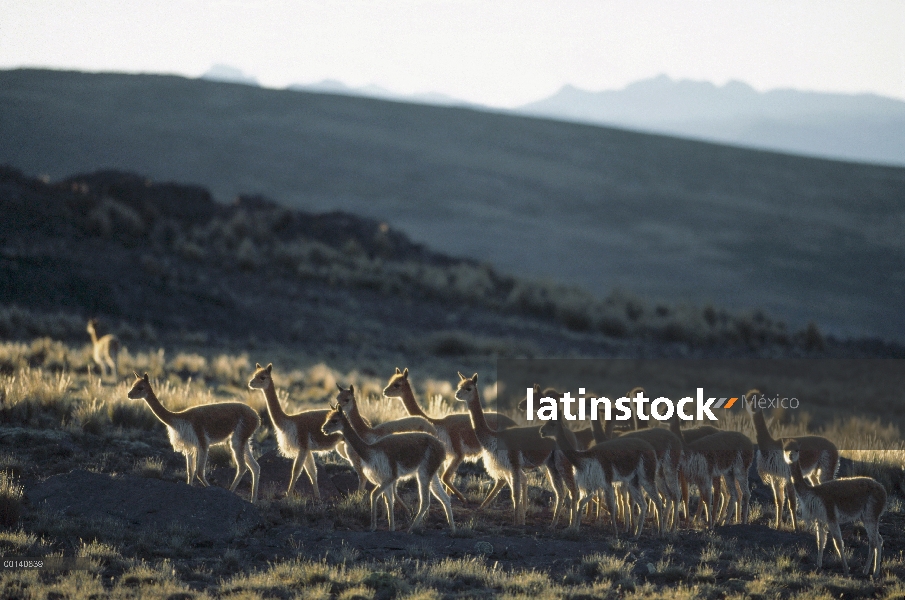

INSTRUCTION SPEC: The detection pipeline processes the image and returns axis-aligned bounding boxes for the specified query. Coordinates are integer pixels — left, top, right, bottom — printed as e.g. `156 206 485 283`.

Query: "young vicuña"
128 372 260 503
455 372 568 526
784 440 885 578
540 412 663 537
321 404 455 533
87 318 120 379
383 367 515 505
248 363 341 500
745 389 839 530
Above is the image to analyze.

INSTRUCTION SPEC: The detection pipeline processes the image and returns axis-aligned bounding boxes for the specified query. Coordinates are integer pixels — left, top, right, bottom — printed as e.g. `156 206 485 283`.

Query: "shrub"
133 457 165 479
0 471 24 528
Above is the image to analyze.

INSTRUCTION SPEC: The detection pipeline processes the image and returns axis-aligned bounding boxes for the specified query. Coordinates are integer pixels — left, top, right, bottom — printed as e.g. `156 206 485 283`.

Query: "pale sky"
1 0 903 107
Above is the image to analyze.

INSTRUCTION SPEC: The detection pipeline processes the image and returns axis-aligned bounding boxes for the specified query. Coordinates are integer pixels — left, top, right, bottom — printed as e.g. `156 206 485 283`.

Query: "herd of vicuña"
93 319 885 578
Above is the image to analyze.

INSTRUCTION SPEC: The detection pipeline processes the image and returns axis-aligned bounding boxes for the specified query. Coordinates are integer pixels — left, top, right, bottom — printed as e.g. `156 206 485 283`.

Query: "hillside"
3 165 901 364
2 69 904 341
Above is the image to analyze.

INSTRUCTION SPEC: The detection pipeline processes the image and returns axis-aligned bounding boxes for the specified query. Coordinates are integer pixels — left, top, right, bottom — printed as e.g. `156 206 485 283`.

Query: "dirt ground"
19 450 905 593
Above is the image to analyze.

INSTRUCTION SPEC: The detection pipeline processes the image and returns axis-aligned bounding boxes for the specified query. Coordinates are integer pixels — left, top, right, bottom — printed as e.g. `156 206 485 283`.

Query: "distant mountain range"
517 75 905 167
200 64 259 87
259 67 905 167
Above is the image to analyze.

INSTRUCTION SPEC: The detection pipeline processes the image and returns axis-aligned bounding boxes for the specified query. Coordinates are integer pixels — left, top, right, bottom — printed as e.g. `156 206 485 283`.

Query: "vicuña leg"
440 455 468 504
430 474 456 532
303 451 320 500
196 447 211 486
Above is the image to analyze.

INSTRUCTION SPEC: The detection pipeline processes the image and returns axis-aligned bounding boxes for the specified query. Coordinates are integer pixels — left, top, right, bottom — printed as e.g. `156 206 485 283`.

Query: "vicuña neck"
346 396 371 434
464 393 494 444
553 421 582 466
261 382 290 426
591 415 608 443
88 328 99 345
669 419 686 445
399 383 432 421
750 409 778 448
603 416 616 440
143 390 178 427
788 458 812 494
338 413 371 458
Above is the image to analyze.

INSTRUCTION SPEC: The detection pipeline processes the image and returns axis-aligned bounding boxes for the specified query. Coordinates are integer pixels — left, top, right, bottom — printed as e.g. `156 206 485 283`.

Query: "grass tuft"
0 471 24 528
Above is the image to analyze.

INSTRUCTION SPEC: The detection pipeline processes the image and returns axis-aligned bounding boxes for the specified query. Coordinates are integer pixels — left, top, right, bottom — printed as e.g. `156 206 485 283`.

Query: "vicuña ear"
143 373 150 381
458 371 466 381
533 383 540 394
133 370 140 379
266 363 273 373
395 367 402 374
336 382 343 391
349 384 355 394
402 368 409 378
471 373 478 383
256 363 262 369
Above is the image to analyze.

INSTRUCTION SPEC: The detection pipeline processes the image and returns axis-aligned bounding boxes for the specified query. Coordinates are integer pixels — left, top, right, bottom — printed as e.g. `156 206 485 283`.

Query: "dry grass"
0 471 24 528
0 334 903 598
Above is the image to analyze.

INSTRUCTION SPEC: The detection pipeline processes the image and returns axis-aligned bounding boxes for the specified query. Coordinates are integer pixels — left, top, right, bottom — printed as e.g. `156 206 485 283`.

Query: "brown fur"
87 319 120 379
621 427 683 531
334 383 437 514
383 367 515 505
668 421 721 519
321 405 455 532
248 363 341 499
784 440 885 578
746 389 839 530
455 373 566 526
515 386 581 527
128 373 261 503
540 415 662 536
673 419 754 529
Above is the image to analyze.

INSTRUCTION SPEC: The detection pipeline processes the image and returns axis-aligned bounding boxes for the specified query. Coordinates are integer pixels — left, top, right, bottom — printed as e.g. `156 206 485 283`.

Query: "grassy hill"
2 68 904 340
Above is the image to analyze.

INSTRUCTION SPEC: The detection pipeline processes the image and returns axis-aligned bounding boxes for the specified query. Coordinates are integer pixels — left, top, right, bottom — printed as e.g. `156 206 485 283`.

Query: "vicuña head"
128 372 152 399
517 384 561 412
321 405 346 436
783 439 801 465
538 415 559 439
335 383 356 412
454 372 479 402
383 367 409 398
742 389 762 415
248 363 274 391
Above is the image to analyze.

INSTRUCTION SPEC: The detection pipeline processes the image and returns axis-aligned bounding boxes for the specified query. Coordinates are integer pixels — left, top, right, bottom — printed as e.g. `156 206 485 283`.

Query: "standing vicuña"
540 412 663 537
321 404 455 532
670 418 753 528
784 440 885 578
745 389 839 530
87 319 120 379
128 372 261 503
334 383 438 513
248 363 341 500
455 373 567 526
606 389 684 533
384 367 516 505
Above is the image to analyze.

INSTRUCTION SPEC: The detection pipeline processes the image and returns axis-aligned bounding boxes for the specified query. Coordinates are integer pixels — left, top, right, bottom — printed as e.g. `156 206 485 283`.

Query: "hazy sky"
2 1 903 107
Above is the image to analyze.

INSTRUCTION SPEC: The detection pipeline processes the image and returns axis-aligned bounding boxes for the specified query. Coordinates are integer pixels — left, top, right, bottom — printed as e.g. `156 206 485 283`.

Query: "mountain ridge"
518 75 905 166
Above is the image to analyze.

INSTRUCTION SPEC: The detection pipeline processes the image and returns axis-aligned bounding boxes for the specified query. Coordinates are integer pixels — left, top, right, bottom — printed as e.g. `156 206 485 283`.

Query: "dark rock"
26 470 261 541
